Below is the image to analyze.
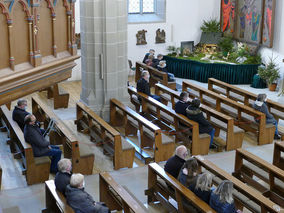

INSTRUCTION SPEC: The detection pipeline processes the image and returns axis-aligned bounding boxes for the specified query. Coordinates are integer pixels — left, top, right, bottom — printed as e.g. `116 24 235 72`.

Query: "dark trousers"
42 145 62 173
150 94 161 102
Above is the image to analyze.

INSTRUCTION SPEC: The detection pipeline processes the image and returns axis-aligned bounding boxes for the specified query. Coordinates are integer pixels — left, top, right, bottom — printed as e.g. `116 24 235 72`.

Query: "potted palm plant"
258 57 280 91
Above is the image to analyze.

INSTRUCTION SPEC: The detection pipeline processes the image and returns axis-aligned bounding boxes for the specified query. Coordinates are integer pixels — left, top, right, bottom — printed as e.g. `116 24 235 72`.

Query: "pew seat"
273 141 284 170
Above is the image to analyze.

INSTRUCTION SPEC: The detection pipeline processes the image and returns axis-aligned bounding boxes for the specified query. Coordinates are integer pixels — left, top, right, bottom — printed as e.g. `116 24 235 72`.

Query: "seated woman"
193 173 213 204
186 98 216 149
253 93 281 139
210 180 242 213
178 158 199 191
157 60 175 82
66 173 110 213
55 158 72 195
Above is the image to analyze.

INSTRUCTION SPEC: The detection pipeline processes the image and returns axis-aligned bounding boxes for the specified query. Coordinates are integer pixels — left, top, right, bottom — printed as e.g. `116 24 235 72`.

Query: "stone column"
80 0 128 120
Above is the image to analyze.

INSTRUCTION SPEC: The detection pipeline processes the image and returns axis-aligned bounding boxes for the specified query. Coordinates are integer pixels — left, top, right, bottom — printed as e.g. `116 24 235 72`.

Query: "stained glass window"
128 0 155 14
143 0 154 13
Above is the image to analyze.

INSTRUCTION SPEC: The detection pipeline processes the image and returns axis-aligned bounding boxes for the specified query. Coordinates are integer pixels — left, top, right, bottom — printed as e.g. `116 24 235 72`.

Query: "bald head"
176 145 188 160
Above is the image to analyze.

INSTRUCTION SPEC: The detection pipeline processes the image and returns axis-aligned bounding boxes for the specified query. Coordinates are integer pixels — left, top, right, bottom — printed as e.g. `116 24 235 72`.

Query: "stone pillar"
80 0 128 120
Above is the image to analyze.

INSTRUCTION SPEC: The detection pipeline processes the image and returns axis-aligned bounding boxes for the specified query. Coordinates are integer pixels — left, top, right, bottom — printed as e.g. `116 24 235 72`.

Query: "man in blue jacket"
24 114 61 173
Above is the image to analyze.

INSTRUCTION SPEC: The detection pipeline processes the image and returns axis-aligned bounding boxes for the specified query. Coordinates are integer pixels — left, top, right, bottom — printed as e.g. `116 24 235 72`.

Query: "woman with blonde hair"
209 180 242 213
194 172 213 203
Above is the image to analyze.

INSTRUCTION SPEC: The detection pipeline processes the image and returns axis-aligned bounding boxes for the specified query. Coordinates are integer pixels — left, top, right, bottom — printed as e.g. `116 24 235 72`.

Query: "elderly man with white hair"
55 158 72 195
66 173 110 213
164 145 188 179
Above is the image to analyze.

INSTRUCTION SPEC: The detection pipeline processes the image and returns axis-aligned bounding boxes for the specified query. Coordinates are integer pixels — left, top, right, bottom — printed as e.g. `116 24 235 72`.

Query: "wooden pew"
234 148 284 203
99 172 148 213
155 83 245 151
45 83 69 109
135 61 176 90
110 98 175 163
0 105 51 185
32 96 94 175
43 180 74 213
145 162 216 213
75 102 135 170
195 155 284 213
128 86 211 156
182 80 275 145
208 77 284 137
273 141 284 170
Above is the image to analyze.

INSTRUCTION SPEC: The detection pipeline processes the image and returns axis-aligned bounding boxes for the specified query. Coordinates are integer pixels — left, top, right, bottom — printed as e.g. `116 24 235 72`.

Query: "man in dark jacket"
55 158 72 195
186 98 215 148
253 93 280 139
175 92 191 116
66 173 109 213
24 114 62 173
164 145 188 179
137 70 160 101
12 99 29 131
152 54 163 68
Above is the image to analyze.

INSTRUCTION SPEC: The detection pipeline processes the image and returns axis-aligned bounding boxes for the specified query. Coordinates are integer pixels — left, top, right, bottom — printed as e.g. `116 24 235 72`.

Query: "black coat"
186 106 213 134
157 66 168 73
137 78 151 96
24 124 50 156
65 185 109 213
142 53 150 64
55 172 71 195
164 155 185 179
175 101 190 116
12 106 29 131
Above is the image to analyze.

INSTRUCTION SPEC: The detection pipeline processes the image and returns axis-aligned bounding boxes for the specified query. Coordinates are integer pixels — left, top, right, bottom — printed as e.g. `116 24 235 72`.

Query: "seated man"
164 145 188 179
186 99 215 149
55 158 72 195
143 49 155 63
24 114 62 173
157 60 175 82
66 173 110 213
175 91 191 116
12 99 29 131
152 54 163 68
253 93 281 139
137 70 160 101
145 54 154 67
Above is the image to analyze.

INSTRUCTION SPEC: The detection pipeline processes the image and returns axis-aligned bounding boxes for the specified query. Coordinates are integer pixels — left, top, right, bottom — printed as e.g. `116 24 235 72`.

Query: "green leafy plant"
200 18 221 33
167 46 177 52
243 54 262 65
218 37 234 55
258 57 280 85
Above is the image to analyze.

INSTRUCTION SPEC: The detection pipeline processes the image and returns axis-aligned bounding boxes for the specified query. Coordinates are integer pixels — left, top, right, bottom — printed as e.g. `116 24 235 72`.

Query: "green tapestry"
164 56 259 84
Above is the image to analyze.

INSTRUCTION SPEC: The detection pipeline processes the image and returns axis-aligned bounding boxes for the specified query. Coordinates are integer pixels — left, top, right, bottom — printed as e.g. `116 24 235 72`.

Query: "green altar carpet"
164 56 259 84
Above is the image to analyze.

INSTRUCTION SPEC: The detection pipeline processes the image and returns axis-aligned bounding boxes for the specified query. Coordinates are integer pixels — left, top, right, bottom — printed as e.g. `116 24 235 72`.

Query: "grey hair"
141 70 149 77
257 93 267 102
17 99 27 106
214 180 234 204
57 158 71 173
70 173 84 188
195 173 212 192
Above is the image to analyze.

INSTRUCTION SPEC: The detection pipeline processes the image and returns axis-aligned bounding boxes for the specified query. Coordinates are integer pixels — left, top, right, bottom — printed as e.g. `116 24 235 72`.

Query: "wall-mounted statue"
136 30 147 45
155 28 166 43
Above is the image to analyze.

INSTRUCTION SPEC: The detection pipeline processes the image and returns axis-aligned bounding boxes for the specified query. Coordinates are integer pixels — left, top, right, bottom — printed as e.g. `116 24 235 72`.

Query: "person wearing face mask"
66 173 110 213
175 92 191 116
55 158 72 195
253 93 281 139
24 114 62 173
157 60 175 82
164 145 188 179
12 99 30 131
137 70 160 101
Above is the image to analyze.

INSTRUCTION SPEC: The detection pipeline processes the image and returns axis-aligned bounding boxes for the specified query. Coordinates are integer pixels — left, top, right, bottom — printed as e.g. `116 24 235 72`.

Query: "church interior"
1 0 284 212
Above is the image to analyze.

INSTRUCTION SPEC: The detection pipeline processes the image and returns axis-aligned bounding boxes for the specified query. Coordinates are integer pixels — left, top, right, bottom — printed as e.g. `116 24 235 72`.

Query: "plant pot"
269 83 277 91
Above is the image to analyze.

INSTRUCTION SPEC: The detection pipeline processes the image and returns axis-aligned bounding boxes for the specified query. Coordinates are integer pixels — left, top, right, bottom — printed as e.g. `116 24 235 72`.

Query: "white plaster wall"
128 0 220 63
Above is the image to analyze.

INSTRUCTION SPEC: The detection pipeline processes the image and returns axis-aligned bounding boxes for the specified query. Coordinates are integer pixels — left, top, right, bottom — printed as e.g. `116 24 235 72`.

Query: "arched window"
128 0 165 23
